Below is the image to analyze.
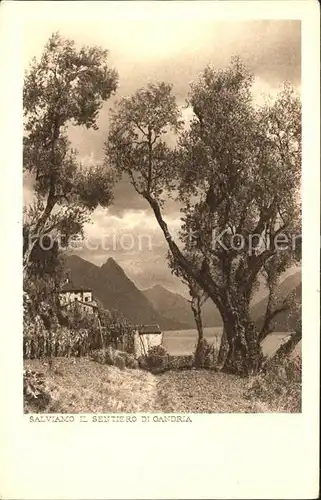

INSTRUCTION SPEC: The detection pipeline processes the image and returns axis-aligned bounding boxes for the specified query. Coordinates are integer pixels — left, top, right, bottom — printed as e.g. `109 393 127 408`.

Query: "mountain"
143 270 301 331
252 271 301 331
64 255 300 332
142 284 222 328
142 285 195 327
63 255 189 331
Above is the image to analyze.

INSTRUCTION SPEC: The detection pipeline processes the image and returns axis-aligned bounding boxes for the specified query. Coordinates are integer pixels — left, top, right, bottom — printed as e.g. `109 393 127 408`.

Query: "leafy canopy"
177 58 301 299
24 32 118 271
105 57 301 337
105 82 182 203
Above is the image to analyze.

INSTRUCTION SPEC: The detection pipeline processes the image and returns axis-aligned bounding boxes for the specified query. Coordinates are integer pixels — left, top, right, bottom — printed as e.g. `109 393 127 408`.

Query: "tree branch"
264 326 301 368
259 300 291 342
133 119 148 137
143 192 225 311
128 170 144 195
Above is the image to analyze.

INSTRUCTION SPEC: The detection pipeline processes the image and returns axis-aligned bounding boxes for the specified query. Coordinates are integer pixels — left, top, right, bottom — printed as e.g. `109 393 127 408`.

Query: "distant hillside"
142 284 222 328
252 271 301 331
64 255 300 332
64 255 189 331
143 271 301 331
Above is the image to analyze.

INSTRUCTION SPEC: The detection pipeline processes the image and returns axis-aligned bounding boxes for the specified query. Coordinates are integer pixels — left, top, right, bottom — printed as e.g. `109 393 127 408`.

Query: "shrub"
113 349 138 370
90 347 138 370
114 355 126 370
23 322 97 359
23 294 136 360
140 346 195 374
23 304 104 360
137 356 148 370
143 345 170 374
118 351 139 369
168 355 194 370
244 356 302 412
90 348 107 364
98 308 135 354
105 346 116 365
140 347 199 374
23 369 52 412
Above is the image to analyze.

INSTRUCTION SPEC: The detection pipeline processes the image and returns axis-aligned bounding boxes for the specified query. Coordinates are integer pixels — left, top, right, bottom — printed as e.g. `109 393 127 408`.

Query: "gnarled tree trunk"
216 327 229 370
191 296 204 368
223 318 263 376
216 295 263 376
145 193 265 377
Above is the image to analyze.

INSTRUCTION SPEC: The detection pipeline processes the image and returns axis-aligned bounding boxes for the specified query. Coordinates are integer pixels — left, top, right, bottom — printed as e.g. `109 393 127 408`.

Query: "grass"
154 370 254 412
24 355 301 414
244 356 302 412
24 358 157 413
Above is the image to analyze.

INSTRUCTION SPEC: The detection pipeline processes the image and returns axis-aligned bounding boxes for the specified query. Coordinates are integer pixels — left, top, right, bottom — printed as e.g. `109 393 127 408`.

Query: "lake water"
162 327 299 357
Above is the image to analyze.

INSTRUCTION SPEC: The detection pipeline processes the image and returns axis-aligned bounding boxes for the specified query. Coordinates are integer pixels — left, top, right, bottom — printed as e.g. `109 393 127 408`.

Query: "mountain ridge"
65 255 300 332
64 254 190 330
143 271 301 331
142 283 223 328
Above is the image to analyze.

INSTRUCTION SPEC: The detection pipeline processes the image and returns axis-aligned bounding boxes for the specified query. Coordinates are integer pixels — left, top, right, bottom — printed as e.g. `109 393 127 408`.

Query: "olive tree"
105 58 301 375
23 32 118 277
168 251 209 367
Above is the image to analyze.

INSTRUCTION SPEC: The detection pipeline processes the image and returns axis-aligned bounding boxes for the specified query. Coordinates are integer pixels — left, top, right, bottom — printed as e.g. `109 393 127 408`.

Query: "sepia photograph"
22 9 304 415
1 1 319 499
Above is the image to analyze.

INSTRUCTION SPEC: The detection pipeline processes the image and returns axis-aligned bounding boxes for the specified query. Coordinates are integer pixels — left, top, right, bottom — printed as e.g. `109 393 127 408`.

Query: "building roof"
139 324 162 335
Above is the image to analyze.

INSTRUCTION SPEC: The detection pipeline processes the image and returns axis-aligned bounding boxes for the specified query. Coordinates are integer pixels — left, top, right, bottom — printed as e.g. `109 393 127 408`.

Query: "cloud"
65 204 188 293
78 205 182 251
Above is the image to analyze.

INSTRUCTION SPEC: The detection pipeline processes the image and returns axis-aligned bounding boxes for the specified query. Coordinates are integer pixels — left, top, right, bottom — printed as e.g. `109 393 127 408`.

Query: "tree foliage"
105 57 301 375
105 82 182 202
23 32 118 276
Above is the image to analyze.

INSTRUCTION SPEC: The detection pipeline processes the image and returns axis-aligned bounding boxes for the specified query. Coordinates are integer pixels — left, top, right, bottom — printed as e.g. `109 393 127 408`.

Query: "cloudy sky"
22 4 301 296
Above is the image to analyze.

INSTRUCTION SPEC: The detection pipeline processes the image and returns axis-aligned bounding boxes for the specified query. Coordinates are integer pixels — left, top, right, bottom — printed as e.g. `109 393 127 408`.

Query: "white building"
133 324 163 358
59 283 98 316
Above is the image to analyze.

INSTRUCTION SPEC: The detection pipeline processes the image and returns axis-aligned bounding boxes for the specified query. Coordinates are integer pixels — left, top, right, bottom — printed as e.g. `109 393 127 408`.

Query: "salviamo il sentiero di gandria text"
28 414 193 423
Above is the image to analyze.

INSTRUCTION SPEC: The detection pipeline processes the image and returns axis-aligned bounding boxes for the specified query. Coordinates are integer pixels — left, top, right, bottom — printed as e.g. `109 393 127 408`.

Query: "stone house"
59 283 98 316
